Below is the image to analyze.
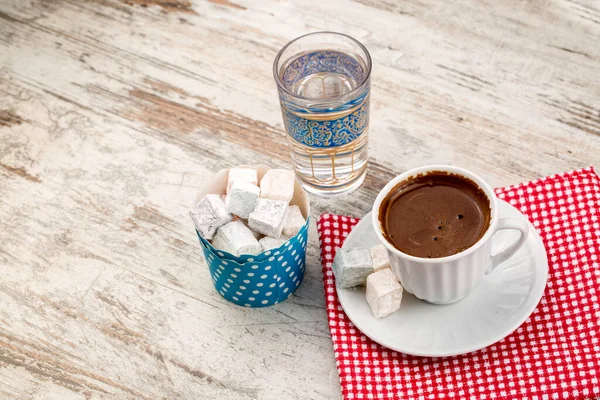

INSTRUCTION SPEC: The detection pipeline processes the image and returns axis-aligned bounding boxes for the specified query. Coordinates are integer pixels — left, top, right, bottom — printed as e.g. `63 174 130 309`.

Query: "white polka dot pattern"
317 167 600 400
198 218 309 307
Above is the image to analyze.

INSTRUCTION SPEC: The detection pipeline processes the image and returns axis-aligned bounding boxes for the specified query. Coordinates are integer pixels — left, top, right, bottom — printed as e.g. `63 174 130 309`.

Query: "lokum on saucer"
332 248 373 289
366 268 403 319
370 244 391 272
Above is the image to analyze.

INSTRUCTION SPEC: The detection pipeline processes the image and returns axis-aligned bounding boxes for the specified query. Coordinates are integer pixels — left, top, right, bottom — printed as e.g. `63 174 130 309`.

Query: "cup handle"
487 218 530 274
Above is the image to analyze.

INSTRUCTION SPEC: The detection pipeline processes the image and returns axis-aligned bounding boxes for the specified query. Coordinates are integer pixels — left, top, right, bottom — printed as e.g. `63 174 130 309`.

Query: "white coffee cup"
372 165 529 305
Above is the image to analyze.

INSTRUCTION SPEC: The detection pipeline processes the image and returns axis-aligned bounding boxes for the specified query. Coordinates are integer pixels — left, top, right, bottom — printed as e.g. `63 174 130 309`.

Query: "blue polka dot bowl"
193 165 310 307
198 219 309 307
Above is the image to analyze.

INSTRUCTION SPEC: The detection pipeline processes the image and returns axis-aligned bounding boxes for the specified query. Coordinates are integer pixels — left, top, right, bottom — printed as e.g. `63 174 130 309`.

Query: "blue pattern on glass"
198 219 309 307
283 99 369 148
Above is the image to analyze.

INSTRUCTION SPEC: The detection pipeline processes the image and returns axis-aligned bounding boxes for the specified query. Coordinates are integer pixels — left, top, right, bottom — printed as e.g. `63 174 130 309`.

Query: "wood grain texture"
0 0 598 398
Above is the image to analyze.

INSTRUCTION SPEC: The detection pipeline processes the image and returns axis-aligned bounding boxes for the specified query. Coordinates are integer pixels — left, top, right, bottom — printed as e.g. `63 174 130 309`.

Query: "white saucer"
337 199 549 357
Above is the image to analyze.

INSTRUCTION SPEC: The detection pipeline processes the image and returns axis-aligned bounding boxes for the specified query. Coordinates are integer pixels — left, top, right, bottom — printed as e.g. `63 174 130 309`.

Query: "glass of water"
273 32 372 196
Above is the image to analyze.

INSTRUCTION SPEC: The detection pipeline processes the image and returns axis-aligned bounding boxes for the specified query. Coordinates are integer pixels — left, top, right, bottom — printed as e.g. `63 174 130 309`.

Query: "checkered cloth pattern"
317 167 599 400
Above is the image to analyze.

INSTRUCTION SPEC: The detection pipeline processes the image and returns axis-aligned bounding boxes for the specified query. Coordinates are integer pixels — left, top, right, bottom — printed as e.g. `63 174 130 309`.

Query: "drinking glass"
273 32 372 196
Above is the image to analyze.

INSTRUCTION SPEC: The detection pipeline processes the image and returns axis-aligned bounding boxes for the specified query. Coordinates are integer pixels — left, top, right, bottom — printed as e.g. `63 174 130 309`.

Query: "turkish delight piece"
259 169 295 203
248 198 288 238
259 237 286 252
366 268 403 319
227 167 258 193
282 205 305 237
225 181 260 219
212 220 262 256
370 244 391 272
190 194 232 240
332 248 373 289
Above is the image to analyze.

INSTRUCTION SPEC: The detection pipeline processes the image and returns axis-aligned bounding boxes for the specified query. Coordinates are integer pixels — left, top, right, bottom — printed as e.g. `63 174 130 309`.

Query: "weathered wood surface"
0 0 599 398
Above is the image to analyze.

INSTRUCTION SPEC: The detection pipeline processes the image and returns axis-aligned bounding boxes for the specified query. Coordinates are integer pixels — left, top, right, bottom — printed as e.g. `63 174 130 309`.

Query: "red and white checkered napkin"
317 167 600 400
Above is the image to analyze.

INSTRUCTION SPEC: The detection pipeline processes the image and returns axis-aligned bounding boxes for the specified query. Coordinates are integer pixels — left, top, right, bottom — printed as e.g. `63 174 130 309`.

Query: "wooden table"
1 0 599 398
